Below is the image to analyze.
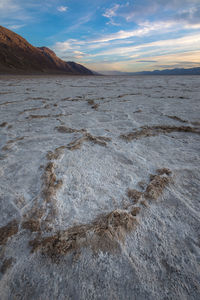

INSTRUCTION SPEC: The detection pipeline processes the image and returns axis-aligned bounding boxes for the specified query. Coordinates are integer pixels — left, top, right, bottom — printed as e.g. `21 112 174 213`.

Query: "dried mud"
0 220 19 245
22 160 63 233
29 169 172 261
120 125 200 141
0 258 13 274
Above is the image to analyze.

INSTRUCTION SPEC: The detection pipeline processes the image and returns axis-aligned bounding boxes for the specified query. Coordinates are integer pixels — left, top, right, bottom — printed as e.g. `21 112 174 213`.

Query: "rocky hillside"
0 26 93 75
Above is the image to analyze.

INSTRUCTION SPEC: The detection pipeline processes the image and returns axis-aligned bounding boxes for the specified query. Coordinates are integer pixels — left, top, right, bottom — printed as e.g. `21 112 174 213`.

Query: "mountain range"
0 26 93 75
101 67 200 76
1 25 199 76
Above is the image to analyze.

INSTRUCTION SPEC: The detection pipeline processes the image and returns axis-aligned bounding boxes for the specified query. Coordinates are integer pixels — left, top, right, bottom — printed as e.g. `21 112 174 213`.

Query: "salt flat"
0 75 200 300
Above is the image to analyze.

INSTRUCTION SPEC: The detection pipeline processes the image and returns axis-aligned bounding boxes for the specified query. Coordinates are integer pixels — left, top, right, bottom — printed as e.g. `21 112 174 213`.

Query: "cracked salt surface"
0 75 200 299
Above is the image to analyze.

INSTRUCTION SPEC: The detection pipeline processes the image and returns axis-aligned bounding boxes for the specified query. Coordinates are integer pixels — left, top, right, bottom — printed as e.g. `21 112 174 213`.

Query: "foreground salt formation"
0 75 200 299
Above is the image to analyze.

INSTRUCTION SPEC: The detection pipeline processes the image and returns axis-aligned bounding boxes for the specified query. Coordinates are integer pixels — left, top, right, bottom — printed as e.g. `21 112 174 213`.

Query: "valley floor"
0 75 200 299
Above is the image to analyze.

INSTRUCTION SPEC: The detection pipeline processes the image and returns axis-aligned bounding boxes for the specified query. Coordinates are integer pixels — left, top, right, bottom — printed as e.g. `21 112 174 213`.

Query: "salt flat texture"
0 75 200 300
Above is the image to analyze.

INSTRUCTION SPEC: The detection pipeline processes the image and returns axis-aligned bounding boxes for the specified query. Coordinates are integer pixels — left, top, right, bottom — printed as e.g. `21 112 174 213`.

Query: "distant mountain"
101 68 200 76
135 68 200 75
0 26 93 75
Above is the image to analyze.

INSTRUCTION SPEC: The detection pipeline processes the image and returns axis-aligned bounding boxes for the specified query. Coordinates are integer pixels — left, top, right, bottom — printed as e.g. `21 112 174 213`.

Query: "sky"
0 0 200 72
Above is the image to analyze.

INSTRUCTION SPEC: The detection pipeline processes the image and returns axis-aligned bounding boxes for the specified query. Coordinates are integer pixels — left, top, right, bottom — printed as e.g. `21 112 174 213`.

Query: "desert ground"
0 75 200 300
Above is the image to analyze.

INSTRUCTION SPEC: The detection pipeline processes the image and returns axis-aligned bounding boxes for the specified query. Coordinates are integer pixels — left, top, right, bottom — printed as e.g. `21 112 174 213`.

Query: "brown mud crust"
145 175 171 200
166 115 187 123
88 99 99 110
166 115 200 126
0 220 19 245
120 125 200 141
2 136 25 151
127 169 173 202
131 207 141 216
127 189 143 202
26 113 66 120
22 161 63 233
61 97 81 102
29 168 172 262
49 131 111 153
55 126 85 134
18 105 51 115
46 146 66 160
133 109 142 113
66 133 111 150
42 162 63 203
0 257 13 274
29 210 138 262
156 168 172 176
0 122 8 127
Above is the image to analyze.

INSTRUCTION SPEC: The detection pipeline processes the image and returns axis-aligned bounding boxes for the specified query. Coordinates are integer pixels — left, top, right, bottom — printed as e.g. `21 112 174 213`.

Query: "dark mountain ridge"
0 26 93 75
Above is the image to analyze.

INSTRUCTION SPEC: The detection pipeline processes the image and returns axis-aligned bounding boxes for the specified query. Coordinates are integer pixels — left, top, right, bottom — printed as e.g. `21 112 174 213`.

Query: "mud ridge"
26 113 66 120
166 115 200 126
29 210 138 261
0 220 19 245
87 99 99 110
22 161 63 233
120 125 200 141
166 115 187 123
0 122 8 127
0 258 13 274
42 132 111 223
2 136 25 151
66 133 111 150
18 105 51 115
29 169 172 262
55 126 86 134
50 130 111 153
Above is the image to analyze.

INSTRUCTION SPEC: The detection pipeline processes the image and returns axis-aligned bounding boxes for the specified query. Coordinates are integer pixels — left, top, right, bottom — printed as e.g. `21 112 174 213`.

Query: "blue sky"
1 0 200 72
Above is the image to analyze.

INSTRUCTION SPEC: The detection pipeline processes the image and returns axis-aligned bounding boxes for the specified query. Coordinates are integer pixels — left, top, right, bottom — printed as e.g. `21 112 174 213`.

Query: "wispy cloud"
53 30 200 72
7 24 25 30
57 6 68 12
90 21 177 43
137 60 158 63
54 40 74 52
84 50 200 72
93 34 200 58
0 0 35 27
0 0 18 11
103 4 121 26
105 0 200 23
53 18 200 56
1 0 200 72
173 5 200 25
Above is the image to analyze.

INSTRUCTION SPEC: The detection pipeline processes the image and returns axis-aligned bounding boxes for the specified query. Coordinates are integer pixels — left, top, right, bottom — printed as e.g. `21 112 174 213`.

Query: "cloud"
53 41 90 60
57 6 68 12
7 24 25 30
94 33 200 59
103 4 120 19
0 0 35 23
103 4 120 25
52 15 200 66
55 31 200 69
0 0 21 17
61 13 93 33
88 20 181 43
173 5 200 25
101 0 200 26
0 0 18 10
54 40 75 52
84 50 200 72
137 60 158 63
73 50 88 59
